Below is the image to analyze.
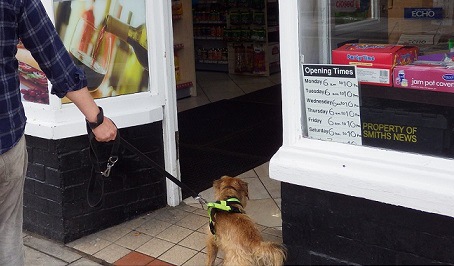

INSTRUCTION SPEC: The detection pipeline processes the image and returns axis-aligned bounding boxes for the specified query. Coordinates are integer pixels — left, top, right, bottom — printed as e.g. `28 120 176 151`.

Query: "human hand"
91 117 117 142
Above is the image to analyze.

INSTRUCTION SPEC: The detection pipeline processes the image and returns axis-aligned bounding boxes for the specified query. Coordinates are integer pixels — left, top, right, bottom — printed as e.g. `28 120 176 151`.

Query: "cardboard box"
418 52 454 61
397 33 441 46
332 43 418 86
393 63 454 93
393 52 454 92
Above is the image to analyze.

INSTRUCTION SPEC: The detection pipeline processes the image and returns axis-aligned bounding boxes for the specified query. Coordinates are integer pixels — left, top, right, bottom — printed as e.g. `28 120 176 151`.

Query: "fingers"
92 117 117 142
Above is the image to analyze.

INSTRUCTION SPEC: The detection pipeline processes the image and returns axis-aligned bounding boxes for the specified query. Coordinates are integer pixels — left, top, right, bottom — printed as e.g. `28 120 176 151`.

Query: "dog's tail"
254 241 287 266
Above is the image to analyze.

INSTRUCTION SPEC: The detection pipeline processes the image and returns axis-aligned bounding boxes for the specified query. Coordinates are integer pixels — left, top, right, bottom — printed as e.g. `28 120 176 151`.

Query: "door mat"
178 84 282 198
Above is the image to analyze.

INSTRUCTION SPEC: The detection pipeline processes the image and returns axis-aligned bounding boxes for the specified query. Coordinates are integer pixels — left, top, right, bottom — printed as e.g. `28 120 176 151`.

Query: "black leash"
86 124 121 208
86 126 207 208
119 137 207 206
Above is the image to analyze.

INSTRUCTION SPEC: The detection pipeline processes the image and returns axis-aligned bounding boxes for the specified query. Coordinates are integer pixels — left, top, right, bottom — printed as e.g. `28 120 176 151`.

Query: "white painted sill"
24 92 164 139
270 138 454 218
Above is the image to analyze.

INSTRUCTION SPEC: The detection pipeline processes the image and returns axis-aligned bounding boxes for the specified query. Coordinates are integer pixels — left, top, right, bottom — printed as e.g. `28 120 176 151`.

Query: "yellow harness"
207 198 243 235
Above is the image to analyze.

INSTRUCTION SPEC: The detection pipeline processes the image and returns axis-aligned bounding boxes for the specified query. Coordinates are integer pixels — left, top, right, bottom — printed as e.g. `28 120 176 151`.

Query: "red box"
332 43 418 86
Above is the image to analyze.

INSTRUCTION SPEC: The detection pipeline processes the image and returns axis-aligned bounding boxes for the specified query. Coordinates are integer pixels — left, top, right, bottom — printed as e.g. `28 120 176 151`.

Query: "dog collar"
207 197 243 235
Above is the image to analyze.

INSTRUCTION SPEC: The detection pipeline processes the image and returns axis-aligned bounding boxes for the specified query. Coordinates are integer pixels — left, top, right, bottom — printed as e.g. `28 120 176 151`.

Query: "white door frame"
158 0 181 207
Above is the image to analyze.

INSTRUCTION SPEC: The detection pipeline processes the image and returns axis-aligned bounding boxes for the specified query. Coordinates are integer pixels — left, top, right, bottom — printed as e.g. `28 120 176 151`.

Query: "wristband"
87 107 104 130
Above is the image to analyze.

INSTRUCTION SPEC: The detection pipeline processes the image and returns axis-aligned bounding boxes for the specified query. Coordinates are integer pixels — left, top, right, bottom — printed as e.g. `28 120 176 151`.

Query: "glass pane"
300 0 454 158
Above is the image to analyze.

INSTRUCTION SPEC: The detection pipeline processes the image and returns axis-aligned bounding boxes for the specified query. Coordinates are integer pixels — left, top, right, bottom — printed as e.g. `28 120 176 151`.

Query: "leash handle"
86 119 120 207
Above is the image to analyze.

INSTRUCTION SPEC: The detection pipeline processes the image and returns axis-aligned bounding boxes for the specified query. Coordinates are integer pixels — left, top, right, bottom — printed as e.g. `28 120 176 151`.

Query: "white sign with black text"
302 64 362 145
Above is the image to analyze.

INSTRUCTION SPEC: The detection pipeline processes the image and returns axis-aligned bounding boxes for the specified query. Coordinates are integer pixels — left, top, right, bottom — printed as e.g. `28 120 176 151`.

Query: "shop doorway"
172 0 282 197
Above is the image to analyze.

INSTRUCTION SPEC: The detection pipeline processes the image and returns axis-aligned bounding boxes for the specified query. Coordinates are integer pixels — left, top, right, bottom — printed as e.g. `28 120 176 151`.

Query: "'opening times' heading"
302 64 362 145
303 64 356 78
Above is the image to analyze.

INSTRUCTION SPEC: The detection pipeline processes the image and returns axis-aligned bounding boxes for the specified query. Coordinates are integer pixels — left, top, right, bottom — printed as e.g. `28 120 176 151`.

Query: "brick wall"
24 122 167 243
282 182 454 265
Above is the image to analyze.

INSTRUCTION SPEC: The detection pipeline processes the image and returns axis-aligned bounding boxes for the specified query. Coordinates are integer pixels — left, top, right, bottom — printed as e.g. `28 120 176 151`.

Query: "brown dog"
206 176 286 266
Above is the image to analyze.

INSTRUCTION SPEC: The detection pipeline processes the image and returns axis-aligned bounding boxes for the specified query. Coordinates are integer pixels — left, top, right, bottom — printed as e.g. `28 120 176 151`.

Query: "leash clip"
194 195 208 209
101 156 119 177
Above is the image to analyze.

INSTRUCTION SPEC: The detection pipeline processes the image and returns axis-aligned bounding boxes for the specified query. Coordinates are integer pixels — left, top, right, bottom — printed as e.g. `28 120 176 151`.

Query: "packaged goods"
393 53 454 93
332 43 418 86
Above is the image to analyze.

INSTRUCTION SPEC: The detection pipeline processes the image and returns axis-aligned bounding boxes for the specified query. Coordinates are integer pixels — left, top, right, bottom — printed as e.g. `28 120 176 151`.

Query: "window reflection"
333 0 372 25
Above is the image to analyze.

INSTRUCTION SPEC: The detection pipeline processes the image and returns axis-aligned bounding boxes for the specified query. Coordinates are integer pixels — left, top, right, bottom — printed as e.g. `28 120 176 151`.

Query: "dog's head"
213 176 249 207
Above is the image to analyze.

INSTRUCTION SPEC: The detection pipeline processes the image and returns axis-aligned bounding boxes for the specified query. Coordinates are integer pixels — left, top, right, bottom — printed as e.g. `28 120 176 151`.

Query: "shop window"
300 0 454 158
21 0 166 140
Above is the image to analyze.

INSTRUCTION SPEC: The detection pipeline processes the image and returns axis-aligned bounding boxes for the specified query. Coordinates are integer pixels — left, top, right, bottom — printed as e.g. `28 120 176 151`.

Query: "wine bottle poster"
53 0 149 103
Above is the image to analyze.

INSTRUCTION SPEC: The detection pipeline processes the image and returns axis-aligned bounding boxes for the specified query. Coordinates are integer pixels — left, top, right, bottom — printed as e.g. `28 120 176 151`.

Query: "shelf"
174 43 184 50
176 81 193 100
172 0 197 97
172 14 182 21
194 36 224 40
197 59 228 64
195 61 228 72
192 0 279 75
268 26 279 32
176 81 193 90
194 21 226 25
198 0 220 4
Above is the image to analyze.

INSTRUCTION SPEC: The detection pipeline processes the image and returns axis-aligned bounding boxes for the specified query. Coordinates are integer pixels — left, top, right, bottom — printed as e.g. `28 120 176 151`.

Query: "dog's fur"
206 176 286 266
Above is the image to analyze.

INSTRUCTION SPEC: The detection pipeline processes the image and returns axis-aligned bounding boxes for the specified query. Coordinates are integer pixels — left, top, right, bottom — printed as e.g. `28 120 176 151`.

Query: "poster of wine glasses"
53 0 149 103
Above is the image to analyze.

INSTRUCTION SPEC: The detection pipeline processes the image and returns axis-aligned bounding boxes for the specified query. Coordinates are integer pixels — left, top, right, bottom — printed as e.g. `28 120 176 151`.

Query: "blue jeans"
0 136 27 266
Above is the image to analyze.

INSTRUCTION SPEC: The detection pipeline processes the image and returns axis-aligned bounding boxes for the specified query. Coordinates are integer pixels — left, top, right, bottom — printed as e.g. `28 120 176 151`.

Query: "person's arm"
17 0 116 142
66 88 117 142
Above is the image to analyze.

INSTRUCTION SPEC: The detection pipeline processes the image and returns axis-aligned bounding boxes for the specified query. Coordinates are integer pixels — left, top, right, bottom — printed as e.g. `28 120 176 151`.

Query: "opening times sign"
302 64 362 145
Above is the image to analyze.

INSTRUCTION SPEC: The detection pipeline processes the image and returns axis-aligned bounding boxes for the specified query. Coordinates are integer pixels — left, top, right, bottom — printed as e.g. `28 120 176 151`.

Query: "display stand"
226 0 279 76
193 0 229 72
172 0 197 98
193 0 279 76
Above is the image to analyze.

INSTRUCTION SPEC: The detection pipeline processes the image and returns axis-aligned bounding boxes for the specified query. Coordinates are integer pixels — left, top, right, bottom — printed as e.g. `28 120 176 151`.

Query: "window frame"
25 0 169 139
270 0 454 218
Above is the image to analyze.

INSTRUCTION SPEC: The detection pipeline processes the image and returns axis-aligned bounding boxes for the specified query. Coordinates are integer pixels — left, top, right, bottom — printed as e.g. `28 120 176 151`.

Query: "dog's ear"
237 179 249 199
213 176 224 191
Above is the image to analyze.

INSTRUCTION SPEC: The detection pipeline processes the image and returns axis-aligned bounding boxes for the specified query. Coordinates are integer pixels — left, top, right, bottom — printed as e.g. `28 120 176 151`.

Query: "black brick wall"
24 122 167 243
282 182 454 265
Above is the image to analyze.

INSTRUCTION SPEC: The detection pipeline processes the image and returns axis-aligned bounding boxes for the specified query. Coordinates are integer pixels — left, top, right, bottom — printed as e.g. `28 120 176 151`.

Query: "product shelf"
172 0 196 98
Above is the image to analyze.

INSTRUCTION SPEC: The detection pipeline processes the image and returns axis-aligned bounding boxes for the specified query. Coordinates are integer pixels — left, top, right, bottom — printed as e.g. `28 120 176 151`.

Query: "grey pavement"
24 232 104 266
